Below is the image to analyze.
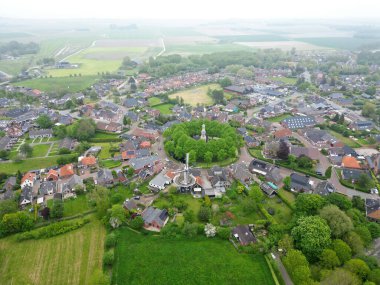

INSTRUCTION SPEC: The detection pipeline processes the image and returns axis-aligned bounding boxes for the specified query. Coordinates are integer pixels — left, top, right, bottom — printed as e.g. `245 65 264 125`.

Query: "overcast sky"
1 0 380 20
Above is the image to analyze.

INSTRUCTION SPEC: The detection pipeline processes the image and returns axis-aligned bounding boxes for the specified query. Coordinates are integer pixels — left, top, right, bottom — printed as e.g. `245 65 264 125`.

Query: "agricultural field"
236 41 330 51
151 103 174 115
169 84 220 107
164 43 253 56
112 228 275 285
0 219 105 285
15 75 99 93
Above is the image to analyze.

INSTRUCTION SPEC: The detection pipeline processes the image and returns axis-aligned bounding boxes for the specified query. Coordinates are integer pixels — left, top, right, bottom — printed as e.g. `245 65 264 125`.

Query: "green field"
0 219 105 285
169 84 220 107
269 77 297 85
101 160 122 169
112 228 275 285
148 97 162 106
15 75 99 92
31 144 50 157
164 43 253 56
47 195 90 217
0 155 72 174
266 113 292 123
152 103 174 115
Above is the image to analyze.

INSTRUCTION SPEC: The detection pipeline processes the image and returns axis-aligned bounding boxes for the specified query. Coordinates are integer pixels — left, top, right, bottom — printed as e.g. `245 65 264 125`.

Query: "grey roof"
97 169 113 184
0 136 12 150
142 207 168 227
290 173 311 191
39 181 57 195
283 116 316 130
341 168 370 181
314 181 335 196
232 225 256 245
29 129 53 137
305 129 335 144
123 199 138 211
149 172 171 190
129 155 159 170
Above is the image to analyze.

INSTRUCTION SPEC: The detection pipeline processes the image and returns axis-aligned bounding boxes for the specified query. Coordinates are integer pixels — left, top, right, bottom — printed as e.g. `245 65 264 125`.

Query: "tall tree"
319 205 353 238
277 140 290 160
36 114 53 128
19 143 33 158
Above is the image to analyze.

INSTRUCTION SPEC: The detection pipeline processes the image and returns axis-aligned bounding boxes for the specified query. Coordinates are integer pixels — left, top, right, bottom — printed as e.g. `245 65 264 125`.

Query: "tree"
204 151 213 165
130 216 144 229
354 226 372 247
51 200 64 219
368 269 380 285
0 200 18 219
89 186 111 219
319 205 353 238
297 155 313 169
278 234 294 254
352 196 365 212
182 222 198 238
295 194 326 216
283 249 313 285
338 114 345 125
344 231 364 255
36 114 53 128
0 211 34 234
283 176 291 191
219 77 232 87
362 102 376 117
357 173 375 190
19 143 33 158
68 118 96 141
319 249 341 269
183 210 195 223
198 206 211 222
332 239 352 264
277 140 290 160
249 184 264 203
123 116 131 126
344 259 371 280
326 193 352 211
291 216 331 260
204 223 216 237
321 268 361 285
109 204 126 229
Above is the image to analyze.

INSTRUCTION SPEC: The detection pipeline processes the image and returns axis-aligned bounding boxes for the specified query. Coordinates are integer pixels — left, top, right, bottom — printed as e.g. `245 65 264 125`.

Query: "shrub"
105 232 117 249
130 216 144 230
181 222 198 238
217 227 230 240
103 249 115 266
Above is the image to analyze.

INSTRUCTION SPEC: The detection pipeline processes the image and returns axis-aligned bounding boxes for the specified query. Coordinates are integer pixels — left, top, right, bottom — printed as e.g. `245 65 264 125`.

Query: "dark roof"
283 116 316 130
314 181 335 196
290 173 311 191
232 225 256 245
366 198 380 220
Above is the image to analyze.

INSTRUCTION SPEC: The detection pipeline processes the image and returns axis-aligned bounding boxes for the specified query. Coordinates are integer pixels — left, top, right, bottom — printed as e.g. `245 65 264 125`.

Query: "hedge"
325 166 332 178
276 191 295 211
88 138 122 143
16 218 90 241
258 205 277 224
339 178 370 193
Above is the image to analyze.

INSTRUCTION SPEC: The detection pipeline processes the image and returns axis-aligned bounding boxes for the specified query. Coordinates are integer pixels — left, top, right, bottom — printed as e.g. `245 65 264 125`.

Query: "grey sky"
1 0 380 20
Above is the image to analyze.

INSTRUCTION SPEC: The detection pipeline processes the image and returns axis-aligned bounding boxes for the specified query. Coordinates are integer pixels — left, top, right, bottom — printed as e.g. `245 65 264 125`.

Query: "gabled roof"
80 156 97 166
342 156 361 169
21 172 36 184
59 163 75 177
366 198 380 220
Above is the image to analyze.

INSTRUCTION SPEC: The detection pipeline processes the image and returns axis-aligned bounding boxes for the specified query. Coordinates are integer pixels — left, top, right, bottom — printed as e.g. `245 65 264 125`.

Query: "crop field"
0 219 105 285
15 75 99 92
164 43 252 55
236 41 330 51
169 84 220 106
112 228 275 285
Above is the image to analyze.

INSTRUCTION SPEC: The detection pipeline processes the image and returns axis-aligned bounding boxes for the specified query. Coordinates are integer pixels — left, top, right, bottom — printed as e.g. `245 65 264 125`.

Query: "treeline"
163 120 243 163
139 50 291 77
0 41 40 57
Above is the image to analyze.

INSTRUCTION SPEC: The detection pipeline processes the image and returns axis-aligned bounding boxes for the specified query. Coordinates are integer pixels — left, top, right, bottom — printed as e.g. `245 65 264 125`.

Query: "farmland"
169 84 220 106
0 219 105 285
15 75 99 92
112 228 275 285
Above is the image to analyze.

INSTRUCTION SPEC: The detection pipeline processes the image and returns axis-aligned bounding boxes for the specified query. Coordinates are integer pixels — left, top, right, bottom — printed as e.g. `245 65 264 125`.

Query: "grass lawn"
0 219 105 285
328 130 361 148
154 194 202 220
47 195 91 217
101 160 122 169
151 103 174 115
31 144 50 157
92 142 117 159
169 84 220 107
262 196 293 224
93 131 121 140
269 77 297 85
148 97 161 106
15 75 99 93
0 155 72 174
112 227 275 285
266 113 292 123
277 189 296 205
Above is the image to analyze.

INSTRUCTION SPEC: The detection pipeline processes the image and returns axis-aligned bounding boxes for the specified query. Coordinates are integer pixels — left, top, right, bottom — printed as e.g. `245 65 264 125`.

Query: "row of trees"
163 120 243 163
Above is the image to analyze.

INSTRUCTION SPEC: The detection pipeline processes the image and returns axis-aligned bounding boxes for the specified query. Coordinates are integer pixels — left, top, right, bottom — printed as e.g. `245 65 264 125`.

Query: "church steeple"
200 124 207 141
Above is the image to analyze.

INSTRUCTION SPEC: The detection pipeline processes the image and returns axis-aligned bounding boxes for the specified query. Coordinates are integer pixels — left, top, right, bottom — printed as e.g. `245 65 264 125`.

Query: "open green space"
169 84 220 107
31 144 50 157
101 160 122 169
91 142 117 159
47 195 91 217
164 43 253 56
262 196 293 224
266 113 292 123
148 97 162 106
15 75 99 93
151 103 174 115
327 130 361 148
0 155 73 174
0 219 105 285
112 227 275 285
269 77 297 85
93 131 121 140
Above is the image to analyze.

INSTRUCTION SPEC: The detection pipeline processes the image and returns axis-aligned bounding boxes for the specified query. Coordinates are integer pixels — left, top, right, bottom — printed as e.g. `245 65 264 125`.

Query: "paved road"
272 253 293 285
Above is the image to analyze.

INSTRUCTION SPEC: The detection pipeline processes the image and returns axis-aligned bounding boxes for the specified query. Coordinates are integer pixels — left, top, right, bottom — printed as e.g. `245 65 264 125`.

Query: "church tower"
200 124 207 141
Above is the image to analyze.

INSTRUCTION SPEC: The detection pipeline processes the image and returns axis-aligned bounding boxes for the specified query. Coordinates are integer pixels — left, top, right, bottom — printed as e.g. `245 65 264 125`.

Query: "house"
3 176 16 191
21 172 36 189
141 206 169 230
314 181 335 196
123 199 138 212
0 136 13 151
20 186 33 206
132 128 159 141
29 129 53 138
260 182 276 197
342 156 361 169
266 167 283 184
274 128 292 139
329 93 344 100
60 175 83 198
79 156 97 168
224 85 252 95
128 155 160 174
59 164 75 179
244 136 260 148
304 129 336 147
365 198 380 222
230 163 252 184
46 169 59 181
232 225 256 246
149 171 173 191
282 116 316 130
290 173 312 193
290 146 320 160
96 122 122 133
97 168 114 186
224 103 238 113
350 121 374 131
341 168 370 183
39 181 57 196
249 159 271 176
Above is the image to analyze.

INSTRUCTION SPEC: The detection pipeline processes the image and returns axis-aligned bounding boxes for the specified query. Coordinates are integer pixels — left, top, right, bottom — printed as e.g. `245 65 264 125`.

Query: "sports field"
0 219 105 285
112 228 275 285
169 84 220 106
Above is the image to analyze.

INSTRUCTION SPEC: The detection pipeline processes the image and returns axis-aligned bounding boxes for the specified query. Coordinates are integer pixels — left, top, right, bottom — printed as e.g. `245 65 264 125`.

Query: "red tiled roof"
47 169 58 179
368 209 380 220
342 156 361 169
274 128 292 138
140 141 151 148
80 156 97 166
21 172 36 184
59 163 75 177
